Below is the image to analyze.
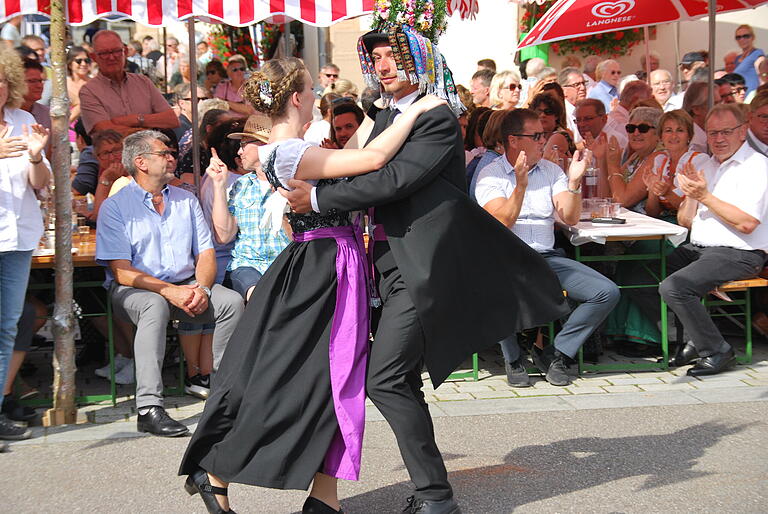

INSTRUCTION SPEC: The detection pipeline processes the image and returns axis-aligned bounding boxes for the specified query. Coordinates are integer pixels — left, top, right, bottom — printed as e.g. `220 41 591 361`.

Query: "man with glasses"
558 66 587 143
96 130 244 436
587 59 622 113
605 80 652 136
574 98 628 154
649 69 681 112
748 93 768 157
173 83 209 142
314 63 340 98
475 108 619 387
20 60 51 136
720 73 748 104
643 104 768 376
80 30 179 137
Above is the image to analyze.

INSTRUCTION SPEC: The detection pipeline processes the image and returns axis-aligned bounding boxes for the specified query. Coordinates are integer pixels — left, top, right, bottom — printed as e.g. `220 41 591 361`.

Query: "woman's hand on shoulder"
412 94 447 115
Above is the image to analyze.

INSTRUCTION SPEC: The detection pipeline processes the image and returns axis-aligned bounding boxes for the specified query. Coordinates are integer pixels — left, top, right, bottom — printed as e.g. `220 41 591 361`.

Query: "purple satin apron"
292 224 369 481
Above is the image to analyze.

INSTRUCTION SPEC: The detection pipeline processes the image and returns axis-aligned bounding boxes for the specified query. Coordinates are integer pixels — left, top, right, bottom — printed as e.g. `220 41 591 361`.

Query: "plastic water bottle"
583 165 598 198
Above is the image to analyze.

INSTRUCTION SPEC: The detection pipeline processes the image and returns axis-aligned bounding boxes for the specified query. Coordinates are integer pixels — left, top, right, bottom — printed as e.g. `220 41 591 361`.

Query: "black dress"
179 140 358 490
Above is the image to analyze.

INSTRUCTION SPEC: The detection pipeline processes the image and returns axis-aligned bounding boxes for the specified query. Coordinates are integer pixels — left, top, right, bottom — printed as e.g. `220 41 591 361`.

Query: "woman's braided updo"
242 57 307 118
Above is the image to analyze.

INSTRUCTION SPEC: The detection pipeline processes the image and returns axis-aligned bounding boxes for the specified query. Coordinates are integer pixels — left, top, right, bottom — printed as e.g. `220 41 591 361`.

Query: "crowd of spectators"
0 21 767 447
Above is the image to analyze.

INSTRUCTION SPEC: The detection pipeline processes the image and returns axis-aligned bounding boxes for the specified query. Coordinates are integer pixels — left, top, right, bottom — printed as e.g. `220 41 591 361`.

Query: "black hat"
680 52 705 65
361 30 389 54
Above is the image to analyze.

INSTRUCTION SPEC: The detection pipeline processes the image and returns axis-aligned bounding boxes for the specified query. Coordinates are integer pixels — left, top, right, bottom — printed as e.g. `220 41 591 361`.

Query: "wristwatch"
567 185 582 194
137 113 145 127
198 285 212 298
99 178 113 187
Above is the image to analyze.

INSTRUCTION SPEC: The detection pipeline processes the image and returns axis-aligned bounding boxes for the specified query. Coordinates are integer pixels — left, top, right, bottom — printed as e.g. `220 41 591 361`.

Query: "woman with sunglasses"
733 24 765 95
489 70 522 110
214 55 256 117
601 107 663 213
204 59 227 97
66 46 92 125
530 92 575 168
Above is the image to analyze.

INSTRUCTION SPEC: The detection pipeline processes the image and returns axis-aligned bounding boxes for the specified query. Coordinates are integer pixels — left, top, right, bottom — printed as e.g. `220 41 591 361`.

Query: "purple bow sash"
292 224 369 481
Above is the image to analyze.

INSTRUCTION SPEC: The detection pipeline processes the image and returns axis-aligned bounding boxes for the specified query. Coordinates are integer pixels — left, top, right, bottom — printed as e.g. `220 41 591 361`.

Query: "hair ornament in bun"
259 80 273 108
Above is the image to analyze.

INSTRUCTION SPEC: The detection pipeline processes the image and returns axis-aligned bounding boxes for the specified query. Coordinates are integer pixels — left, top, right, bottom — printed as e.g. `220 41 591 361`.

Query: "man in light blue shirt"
587 59 622 113
475 109 619 388
96 130 244 437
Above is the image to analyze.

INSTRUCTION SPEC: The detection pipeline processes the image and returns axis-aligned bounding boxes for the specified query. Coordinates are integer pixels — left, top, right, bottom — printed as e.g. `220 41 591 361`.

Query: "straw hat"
227 113 271 143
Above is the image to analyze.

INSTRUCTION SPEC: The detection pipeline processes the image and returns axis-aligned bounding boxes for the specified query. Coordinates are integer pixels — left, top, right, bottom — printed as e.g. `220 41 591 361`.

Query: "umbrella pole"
43 0 77 427
708 0 716 109
643 26 651 81
163 27 168 93
188 18 201 197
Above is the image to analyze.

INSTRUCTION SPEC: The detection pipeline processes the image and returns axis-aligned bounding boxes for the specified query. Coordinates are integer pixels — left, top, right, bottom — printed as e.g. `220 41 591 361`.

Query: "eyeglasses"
651 80 673 87
706 123 744 138
508 83 523 91
206 69 219 75
608 70 622 75
324 73 339 78
182 97 211 101
240 139 261 149
575 115 600 124
97 148 123 158
94 48 124 59
754 113 768 124
732 86 747 94
536 108 556 116
25 79 44 85
512 132 546 141
229 67 245 73
563 81 586 89
735 34 753 40
142 150 177 159
626 123 655 134
73 57 91 65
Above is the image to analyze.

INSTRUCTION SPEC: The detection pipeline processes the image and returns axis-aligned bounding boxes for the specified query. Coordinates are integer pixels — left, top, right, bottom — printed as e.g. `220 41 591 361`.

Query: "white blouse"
0 108 51 251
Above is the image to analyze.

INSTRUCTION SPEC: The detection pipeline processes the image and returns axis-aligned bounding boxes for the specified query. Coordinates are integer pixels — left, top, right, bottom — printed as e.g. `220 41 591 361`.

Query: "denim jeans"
0 250 33 410
500 250 620 362
227 266 264 299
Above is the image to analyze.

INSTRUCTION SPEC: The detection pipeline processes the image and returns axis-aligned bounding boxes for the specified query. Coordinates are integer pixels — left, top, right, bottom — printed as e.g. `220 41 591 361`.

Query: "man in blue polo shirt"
587 59 622 113
96 130 243 437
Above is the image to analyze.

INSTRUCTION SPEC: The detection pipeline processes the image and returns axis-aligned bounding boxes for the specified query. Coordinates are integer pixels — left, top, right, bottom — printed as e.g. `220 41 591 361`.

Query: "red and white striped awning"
0 0 374 27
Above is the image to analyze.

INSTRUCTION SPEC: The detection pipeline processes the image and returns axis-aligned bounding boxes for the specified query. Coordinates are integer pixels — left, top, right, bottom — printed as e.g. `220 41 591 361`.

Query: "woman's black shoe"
184 468 236 514
302 496 344 513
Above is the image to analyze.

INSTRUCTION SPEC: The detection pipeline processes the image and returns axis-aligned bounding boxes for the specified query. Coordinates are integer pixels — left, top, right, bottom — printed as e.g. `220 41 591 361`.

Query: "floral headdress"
358 0 464 116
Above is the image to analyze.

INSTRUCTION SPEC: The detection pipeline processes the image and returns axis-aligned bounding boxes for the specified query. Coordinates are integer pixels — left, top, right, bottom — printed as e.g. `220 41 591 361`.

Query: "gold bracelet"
29 156 43 164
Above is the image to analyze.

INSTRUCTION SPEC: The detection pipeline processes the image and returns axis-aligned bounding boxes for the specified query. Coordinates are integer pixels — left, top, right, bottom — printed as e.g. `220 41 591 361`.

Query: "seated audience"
721 73 748 104
464 106 491 173
206 115 291 301
468 109 507 200
574 98 628 166
489 70 522 110
96 130 244 436
558 67 587 142
475 108 619 386
470 68 495 108
330 100 364 148
748 92 768 156
79 30 179 136
587 59 621 113
683 81 720 153
529 92 574 164
605 80 653 135
638 104 768 376
203 59 227 98
173 82 210 143
214 55 255 117
679 52 706 91
67 46 93 125
649 69 679 112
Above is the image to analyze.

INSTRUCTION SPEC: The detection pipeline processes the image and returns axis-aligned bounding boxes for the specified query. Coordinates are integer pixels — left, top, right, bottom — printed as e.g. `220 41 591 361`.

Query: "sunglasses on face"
513 132 546 142
73 57 91 65
508 83 523 91
625 123 655 134
735 34 752 40
732 86 747 94
325 73 339 78
536 108 556 116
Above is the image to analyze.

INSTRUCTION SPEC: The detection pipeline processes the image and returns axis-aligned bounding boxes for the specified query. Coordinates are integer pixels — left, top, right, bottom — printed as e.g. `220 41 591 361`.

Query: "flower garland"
519 0 645 58
207 24 259 68
372 0 448 43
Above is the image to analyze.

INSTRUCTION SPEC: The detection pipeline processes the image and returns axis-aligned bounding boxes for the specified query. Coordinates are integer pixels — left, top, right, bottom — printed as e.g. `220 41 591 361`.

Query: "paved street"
4 355 768 513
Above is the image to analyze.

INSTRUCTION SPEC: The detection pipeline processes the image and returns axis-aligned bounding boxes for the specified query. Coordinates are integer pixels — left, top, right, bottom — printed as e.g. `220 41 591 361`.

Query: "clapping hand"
568 148 593 183
605 136 622 167
0 126 28 158
514 150 529 189
677 161 708 201
206 148 229 188
585 133 608 160
24 124 49 159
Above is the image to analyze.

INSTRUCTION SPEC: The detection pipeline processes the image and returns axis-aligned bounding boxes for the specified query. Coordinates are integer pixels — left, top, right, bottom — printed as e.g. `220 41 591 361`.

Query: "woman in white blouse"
0 48 51 441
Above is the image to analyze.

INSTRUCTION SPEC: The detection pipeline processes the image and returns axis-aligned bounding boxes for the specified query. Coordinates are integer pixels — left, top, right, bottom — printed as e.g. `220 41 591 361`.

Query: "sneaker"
0 414 32 441
504 358 531 387
1 396 37 423
184 374 210 399
95 354 132 379
546 354 571 386
114 361 135 385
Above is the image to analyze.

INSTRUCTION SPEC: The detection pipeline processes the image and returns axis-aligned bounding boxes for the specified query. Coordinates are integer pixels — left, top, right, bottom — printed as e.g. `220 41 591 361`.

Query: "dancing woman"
179 57 444 514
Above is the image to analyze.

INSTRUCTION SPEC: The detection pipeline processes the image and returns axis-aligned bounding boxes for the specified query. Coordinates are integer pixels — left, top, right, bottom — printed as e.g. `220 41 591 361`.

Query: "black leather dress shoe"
687 348 736 377
402 496 462 514
184 468 236 514
302 496 343 513
137 406 189 437
670 342 700 367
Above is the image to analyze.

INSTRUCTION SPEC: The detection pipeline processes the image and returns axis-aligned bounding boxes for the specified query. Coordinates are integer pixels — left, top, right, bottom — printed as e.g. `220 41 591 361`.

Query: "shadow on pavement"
338 421 750 513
